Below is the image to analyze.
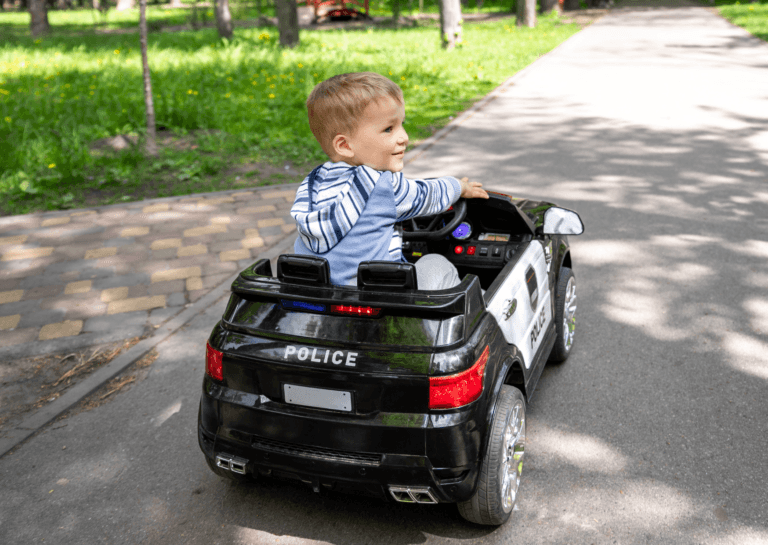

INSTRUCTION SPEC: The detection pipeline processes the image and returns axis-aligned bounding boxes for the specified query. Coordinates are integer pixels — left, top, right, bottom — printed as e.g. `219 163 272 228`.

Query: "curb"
0 230 297 458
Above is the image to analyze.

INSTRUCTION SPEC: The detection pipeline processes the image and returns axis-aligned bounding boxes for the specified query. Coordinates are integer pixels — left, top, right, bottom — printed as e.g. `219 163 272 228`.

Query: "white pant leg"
414 254 461 291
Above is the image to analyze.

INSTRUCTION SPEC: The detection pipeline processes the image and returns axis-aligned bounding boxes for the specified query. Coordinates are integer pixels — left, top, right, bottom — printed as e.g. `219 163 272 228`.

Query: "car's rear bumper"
198 389 484 503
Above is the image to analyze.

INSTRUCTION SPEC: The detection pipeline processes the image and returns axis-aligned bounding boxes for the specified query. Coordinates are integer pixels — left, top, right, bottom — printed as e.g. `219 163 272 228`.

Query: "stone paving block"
151 238 182 250
1 247 54 261
244 228 260 238
199 197 236 206
117 243 148 255
0 289 24 304
92 273 151 290
231 191 254 199
85 247 117 260
261 189 297 200
166 292 186 308
143 203 169 213
186 277 203 291
83 311 147 333
211 216 231 224
41 294 108 320
21 285 61 301
237 205 277 214
258 225 285 238
241 236 265 249
212 230 247 243
148 306 181 327
183 224 228 238
148 279 185 296
70 210 97 218
152 248 178 260
202 261 237 277
41 216 71 227
127 285 148 298
0 278 20 291
37 225 106 243
64 280 92 295
97 251 149 269
0 327 37 348
210 240 242 253
0 299 42 317
107 295 165 315
171 253 214 269
257 218 285 228
0 258 61 282
0 235 28 246
202 272 236 290
101 286 129 302
19 308 66 329
177 244 207 258
38 319 83 341
151 266 201 283
74 267 116 281
103 237 137 247
120 226 150 237
0 314 21 330
220 249 250 262
188 289 207 303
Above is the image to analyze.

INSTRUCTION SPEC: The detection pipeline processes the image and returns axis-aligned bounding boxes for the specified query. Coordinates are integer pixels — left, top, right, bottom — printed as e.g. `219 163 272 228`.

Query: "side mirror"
542 207 584 235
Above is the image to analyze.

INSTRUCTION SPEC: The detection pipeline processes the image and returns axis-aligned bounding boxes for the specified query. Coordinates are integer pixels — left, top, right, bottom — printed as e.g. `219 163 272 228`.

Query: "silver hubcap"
501 401 525 512
563 276 577 351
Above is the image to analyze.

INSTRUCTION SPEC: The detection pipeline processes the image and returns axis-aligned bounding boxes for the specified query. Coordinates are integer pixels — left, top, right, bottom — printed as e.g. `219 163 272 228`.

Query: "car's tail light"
206 342 223 381
429 345 489 409
331 304 381 317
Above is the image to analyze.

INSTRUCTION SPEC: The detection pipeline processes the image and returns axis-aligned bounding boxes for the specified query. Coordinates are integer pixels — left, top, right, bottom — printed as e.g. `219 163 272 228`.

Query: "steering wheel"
402 199 467 241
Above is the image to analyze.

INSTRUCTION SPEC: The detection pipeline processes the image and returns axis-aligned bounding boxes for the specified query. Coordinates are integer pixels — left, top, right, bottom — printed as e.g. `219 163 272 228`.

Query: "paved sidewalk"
0 185 300 359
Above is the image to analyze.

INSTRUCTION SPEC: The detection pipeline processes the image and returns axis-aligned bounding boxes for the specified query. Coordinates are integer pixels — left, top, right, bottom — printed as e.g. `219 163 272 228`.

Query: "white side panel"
486 243 552 369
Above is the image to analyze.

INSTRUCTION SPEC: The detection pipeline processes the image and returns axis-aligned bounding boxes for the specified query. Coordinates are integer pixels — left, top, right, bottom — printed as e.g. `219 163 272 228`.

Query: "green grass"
0 8 579 215
715 0 768 41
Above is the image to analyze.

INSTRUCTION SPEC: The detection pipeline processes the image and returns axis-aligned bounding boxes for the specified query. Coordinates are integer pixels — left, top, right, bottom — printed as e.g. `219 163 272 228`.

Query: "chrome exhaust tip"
216 453 249 475
388 486 439 504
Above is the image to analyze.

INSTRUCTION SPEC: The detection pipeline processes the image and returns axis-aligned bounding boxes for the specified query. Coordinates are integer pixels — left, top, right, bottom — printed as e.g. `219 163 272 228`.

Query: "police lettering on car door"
283 346 358 367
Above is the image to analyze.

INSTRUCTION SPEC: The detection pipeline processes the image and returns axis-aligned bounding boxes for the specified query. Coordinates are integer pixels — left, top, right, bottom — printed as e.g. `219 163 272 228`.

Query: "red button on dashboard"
454 245 464 254
467 246 476 255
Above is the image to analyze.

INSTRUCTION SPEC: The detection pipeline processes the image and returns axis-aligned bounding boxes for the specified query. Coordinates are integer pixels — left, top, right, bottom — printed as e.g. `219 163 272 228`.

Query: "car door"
486 242 552 369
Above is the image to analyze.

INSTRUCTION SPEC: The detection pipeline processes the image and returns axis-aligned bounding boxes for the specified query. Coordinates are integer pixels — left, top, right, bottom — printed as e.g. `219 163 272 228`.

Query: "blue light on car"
452 222 472 240
281 299 326 312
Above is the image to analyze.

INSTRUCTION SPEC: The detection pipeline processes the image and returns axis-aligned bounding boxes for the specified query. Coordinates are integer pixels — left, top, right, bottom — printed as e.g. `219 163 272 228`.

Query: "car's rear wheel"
549 267 576 363
458 385 525 526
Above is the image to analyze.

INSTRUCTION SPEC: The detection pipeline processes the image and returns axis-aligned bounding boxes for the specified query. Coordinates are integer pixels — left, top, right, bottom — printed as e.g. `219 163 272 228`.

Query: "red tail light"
331 304 381 317
429 345 489 409
206 342 223 381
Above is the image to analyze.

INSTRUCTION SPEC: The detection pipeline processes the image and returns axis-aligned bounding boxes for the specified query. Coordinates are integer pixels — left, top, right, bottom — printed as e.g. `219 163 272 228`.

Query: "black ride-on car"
198 190 584 526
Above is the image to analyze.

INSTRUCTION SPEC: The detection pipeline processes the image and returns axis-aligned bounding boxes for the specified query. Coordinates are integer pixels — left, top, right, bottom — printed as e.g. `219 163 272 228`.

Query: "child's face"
344 96 408 172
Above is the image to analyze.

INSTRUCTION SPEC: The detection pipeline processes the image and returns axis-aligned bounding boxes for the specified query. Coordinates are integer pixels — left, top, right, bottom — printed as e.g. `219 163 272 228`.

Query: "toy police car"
197 191 583 525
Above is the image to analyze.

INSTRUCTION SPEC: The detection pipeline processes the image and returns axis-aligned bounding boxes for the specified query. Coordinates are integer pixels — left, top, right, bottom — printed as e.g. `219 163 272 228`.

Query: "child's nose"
398 127 409 145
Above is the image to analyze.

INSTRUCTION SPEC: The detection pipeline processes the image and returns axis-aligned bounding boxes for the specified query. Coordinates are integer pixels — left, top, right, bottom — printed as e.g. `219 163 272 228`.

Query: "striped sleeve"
391 172 462 222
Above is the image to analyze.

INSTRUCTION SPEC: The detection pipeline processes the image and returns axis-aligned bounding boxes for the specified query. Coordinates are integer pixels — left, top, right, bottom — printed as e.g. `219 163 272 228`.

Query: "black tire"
204 455 252 484
458 385 526 526
549 267 576 363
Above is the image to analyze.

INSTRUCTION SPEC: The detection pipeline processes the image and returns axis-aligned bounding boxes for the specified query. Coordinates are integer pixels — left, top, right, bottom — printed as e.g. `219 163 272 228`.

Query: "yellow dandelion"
401 76 406 81
89 91 95 95
114 49 120 55
269 84 275 89
389 71 393 76
269 93 275 99
225 93 231 98
297 63 304 68
4 117 10 123
227 77 233 81
48 163 56 169
188 89 194 94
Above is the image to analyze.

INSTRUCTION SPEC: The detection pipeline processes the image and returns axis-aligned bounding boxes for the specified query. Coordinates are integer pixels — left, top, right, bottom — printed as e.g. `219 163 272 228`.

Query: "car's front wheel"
458 385 525 525
549 267 576 363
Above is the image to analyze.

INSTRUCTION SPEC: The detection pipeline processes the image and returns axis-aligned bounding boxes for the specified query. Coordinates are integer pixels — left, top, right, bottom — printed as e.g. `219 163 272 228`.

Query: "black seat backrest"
277 255 331 285
357 261 417 290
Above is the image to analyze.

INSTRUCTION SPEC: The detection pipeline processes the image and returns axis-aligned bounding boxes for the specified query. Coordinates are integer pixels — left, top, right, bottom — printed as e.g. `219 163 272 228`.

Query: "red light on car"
454 245 464 254
331 304 381 317
206 342 224 381
429 345 489 409
467 246 476 255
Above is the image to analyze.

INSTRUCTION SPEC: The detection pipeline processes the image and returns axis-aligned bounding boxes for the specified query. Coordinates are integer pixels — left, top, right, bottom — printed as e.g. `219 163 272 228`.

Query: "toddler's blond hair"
307 72 404 157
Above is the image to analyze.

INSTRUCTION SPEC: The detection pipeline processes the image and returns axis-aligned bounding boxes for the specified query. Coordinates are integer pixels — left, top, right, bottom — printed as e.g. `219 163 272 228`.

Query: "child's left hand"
459 177 490 199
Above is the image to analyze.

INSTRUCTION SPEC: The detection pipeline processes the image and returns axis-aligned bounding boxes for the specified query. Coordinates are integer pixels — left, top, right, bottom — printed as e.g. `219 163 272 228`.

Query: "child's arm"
392 172 488 222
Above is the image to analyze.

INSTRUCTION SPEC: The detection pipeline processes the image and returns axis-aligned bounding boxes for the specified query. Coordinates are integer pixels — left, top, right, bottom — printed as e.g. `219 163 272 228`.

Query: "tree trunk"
563 0 580 11
540 0 560 14
438 0 462 50
213 0 233 39
29 0 50 36
392 0 400 22
274 0 299 48
516 0 535 27
139 0 157 156
116 0 134 10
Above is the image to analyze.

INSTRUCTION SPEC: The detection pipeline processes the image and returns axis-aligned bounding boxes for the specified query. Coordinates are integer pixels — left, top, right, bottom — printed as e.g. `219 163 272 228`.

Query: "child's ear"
332 134 354 159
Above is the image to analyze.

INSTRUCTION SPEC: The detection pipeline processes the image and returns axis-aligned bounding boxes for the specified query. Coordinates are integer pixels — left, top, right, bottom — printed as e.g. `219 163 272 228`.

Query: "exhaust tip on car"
216 453 249 475
388 486 439 504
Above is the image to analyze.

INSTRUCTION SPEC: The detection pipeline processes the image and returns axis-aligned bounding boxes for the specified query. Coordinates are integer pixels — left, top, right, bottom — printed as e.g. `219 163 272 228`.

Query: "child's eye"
384 126 392 133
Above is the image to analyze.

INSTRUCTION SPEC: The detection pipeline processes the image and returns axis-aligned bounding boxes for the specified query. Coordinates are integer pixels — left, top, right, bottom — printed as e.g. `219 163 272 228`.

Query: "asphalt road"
1 5 767 545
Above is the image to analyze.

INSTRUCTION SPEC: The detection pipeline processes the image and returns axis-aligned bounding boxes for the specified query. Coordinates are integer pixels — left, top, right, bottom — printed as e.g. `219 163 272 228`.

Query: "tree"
213 0 234 40
517 0 536 27
274 0 299 48
541 0 560 14
438 0 462 50
139 0 157 156
563 0 580 10
29 0 50 37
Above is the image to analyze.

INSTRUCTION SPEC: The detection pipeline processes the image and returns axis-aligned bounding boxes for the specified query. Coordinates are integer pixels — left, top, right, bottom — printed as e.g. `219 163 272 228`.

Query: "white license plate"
283 384 352 412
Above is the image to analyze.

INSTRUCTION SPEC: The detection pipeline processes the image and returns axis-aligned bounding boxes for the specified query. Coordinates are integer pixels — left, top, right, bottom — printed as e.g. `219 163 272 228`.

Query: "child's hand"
459 177 489 199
